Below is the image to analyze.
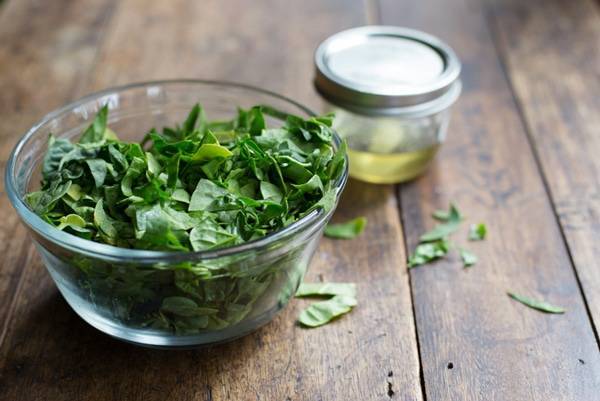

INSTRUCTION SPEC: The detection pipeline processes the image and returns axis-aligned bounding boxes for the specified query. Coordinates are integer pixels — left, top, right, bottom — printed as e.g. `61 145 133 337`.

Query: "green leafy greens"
459 247 478 267
324 217 367 239
507 292 565 314
432 203 462 222
29 104 345 250
468 223 487 241
421 204 463 242
408 239 450 268
298 296 357 327
408 203 486 269
27 104 346 333
295 282 357 327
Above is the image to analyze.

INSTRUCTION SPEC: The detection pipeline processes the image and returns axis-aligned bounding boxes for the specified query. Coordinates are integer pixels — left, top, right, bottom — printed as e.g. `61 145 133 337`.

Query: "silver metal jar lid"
314 26 461 115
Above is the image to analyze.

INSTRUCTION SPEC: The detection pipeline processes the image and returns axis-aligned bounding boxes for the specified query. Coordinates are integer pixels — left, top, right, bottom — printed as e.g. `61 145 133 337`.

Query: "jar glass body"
328 104 454 184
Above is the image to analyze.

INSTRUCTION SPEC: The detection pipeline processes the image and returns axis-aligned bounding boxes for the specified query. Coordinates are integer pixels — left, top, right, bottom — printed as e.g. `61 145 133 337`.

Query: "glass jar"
314 26 462 184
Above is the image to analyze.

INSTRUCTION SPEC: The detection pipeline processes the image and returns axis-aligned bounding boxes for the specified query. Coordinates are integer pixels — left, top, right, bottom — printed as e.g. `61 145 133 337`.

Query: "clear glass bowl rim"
5 79 349 263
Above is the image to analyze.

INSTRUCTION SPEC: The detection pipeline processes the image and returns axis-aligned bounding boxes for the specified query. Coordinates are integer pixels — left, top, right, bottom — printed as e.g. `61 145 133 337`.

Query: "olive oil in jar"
347 146 439 184
314 26 462 184
332 107 448 183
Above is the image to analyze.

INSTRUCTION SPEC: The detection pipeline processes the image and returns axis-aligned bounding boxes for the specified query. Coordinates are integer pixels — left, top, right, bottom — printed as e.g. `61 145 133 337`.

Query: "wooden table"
0 0 599 399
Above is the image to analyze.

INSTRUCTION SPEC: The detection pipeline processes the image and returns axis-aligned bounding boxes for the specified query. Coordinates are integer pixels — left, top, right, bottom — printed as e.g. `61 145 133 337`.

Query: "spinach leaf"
191 143 232 162
121 157 146 197
26 180 72 214
79 105 109 144
432 203 462 222
160 297 218 317
189 179 229 211
468 223 487 241
85 159 108 188
182 104 203 136
298 295 357 327
292 175 323 195
248 106 266 135
408 239 450 268
134 204 187 251
55 213 93 239
42 135 75 179
304 187 337 215
420 203 463 242
460 247 478 267
507 292 565 314
189 222 239 251
56 214 86 230
420 220 461 242
94 199 133 242
324 217 367 239
260 181 283 203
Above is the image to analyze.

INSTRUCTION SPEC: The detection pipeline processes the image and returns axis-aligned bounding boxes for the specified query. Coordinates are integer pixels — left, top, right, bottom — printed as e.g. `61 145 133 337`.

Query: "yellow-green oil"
347 145 439 184
331 107 447 184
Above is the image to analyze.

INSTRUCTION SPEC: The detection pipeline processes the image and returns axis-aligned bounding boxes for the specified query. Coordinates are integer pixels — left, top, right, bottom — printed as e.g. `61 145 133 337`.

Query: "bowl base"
64 293 284 348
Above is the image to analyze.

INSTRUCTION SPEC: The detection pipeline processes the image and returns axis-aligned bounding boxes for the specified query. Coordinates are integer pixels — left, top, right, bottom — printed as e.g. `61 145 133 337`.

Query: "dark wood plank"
488 0 600 337
0 0 118 345
379 0 600 399
0 1 423 400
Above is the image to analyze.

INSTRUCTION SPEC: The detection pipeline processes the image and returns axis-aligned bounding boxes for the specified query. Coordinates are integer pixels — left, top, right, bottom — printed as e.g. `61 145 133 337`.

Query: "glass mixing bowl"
5 80 348 348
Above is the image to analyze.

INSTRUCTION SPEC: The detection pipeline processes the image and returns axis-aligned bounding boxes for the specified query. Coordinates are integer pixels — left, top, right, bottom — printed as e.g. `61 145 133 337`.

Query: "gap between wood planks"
361 2 431 400
364 2 430 400
396 186 430 401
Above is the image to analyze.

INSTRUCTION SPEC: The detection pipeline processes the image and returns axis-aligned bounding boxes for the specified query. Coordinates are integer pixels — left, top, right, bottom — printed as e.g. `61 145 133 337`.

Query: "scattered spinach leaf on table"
459 247 477 267
507 292 565 314
295 282 357 327
324 217 367 239
468 223 487 241
408 239 450 268
298 295 357 328
432 203 462 222
420 204 462 242
409 204 488 269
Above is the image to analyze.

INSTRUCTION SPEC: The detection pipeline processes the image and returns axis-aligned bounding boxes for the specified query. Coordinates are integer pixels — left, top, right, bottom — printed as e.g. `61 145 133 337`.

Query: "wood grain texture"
488 0 600 337
0 0 117 346
379 0 600 400
0 1 422 400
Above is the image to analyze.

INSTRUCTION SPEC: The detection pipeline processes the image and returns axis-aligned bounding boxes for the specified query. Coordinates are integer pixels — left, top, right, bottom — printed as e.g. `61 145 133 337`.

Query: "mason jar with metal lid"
314 26 462 184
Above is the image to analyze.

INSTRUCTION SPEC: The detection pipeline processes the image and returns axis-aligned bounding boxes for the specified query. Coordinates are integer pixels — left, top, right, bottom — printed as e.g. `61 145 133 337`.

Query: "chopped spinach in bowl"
27 104 346 251
26 104 346 334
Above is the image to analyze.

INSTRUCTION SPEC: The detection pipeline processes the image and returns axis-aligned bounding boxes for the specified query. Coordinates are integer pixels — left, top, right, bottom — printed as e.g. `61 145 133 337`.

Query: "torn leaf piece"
460 248 477 267
298 295 357 327
507 292 565 314
408 239 450 268
468 223 487 241
324 217 367 239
